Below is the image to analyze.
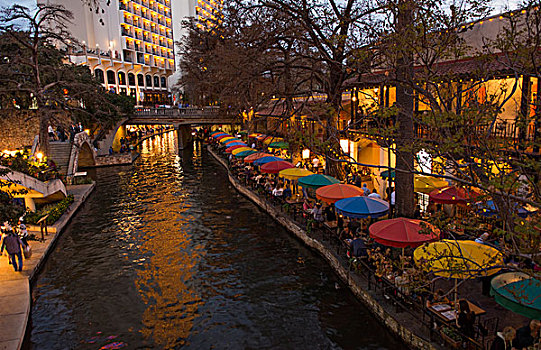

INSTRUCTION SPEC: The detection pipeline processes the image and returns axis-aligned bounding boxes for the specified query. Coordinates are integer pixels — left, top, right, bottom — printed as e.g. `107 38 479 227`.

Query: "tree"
0 4 132 155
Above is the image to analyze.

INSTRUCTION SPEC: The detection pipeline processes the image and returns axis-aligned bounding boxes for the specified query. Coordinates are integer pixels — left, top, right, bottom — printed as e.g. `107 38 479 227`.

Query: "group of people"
48 123 84 142
0 220 30 272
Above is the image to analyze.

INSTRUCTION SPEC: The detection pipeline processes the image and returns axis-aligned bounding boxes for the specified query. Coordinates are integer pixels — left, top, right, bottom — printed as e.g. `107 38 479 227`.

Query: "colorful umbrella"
255 134 267 140
334 196 389 218
477 200 538 218
278 168 314 180
414 175 449 194
235 150 258 158
232 147 254 155
253 156 284 166
298 174 340 189
263 136 284 145
316 184 364 204
219 137 237 143
380 169 395 180
244 152 273 163
429 186 468 204
210 131 224 136
216 134 232 141
224 142 247 148
249 133 263 138
225 145 247 153
413 240 503 279
261 160 295 174
269 141 289 149
212 133 228 139
369 218 440 248
223 139 243 146
490 272 541 320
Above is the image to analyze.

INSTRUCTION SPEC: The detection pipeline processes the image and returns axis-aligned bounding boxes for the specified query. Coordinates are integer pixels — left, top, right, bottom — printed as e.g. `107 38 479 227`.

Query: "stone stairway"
48 141 72 174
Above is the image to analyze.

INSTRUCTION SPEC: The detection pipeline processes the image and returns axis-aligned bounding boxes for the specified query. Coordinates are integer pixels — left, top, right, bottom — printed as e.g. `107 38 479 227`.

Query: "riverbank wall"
208 146 439 350
0 183 95 350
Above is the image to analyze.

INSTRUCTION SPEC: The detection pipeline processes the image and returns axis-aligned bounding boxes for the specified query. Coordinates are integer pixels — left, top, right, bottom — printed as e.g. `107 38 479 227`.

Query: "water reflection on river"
28 131 402 349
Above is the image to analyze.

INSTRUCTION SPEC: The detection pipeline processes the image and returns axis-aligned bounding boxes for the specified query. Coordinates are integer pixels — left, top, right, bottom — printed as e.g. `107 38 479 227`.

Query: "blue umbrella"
224 142 247 147
235 150 258 158
253 156 284 166
212 132 228 138
335 196 389 218
477 200 536 218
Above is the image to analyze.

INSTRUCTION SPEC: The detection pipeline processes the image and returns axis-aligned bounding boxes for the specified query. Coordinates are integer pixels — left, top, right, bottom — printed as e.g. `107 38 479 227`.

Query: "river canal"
28 132 402 349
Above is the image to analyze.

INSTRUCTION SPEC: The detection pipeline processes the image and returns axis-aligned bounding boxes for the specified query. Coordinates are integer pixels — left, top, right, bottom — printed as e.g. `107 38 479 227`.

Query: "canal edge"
207 146 437 350
5 183 96 350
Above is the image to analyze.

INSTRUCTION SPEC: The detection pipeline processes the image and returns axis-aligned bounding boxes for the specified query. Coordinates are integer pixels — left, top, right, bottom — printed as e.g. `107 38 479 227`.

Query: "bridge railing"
134 106 222 118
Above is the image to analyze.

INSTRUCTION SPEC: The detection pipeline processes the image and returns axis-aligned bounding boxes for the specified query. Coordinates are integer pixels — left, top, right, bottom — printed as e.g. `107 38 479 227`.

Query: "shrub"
26 194 74 225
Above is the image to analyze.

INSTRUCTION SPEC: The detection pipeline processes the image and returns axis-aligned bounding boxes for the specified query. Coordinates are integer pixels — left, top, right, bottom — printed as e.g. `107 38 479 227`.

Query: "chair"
478 317 499 348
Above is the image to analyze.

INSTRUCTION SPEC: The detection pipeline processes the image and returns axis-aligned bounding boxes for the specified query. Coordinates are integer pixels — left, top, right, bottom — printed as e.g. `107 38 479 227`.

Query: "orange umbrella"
244 152 273 163
316 184 363 204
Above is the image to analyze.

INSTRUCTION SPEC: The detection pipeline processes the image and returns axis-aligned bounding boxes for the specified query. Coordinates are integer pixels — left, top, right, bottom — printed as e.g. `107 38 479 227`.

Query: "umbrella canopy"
244 152 273 163
224 141 247 148
335 196 390 218
477 200 538 218
369 218 440 248
263 136 284 145
261 160 295 174
316 184 364 204
223 139 243 146
298 174 340 189
235 150 258 158
429 186 469 204
232 147 255 155
210 131 224 136
413 240 503 279
414 175 449 194
216 134 232 141
249 133 263 138
278 168 314 180
490 272 541 320
381 169 395 180
253 156 284 166
255 134 267 140
269 141 289 149
220 137 237 143
225 145 247 153
212 132 228 138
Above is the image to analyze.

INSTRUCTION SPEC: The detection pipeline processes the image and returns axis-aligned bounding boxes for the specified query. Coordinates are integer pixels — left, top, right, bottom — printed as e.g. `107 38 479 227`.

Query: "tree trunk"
39 109 50 157
394 0 415 218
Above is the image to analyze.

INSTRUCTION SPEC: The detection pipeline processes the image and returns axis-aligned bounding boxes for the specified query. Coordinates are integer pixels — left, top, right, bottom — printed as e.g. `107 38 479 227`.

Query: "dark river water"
28 132 402 349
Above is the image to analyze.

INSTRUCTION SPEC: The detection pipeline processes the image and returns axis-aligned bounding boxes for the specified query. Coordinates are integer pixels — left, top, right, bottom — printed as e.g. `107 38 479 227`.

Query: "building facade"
40 0 176 106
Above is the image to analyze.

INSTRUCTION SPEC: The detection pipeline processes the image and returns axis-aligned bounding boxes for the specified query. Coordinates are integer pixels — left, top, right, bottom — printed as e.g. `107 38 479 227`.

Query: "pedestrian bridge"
130 107 237 125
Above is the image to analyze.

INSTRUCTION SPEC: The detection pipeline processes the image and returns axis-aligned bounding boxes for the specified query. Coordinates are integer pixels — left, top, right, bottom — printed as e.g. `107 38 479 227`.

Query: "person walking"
18 219 28 247
1 229 26 272
361 183 370 196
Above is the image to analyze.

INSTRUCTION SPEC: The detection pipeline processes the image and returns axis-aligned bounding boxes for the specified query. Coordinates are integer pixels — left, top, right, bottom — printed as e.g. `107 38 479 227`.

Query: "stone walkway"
0 183 95 350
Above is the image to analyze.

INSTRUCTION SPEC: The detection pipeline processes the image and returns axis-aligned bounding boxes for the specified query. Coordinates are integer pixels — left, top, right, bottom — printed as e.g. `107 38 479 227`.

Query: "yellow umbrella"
232 147 255 155
414 239 503 279
414 175 449 194
219 137 236 143
278 168 314 180
263 137 284 145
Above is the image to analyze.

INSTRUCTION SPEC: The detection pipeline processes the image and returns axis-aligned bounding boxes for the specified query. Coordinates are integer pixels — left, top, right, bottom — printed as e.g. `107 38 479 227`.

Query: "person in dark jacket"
1 230 26 272
490 326 516 350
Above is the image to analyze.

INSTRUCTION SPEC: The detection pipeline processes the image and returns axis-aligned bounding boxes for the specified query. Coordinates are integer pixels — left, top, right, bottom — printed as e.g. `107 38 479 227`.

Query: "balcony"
121 28 133 38
135 32 143 40
124 17 133 25
135 44 142 52
119 3 129 11
143 36 151 43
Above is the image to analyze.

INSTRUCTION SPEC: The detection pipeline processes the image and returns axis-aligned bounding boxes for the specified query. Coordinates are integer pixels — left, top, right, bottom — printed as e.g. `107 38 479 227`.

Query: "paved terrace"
0 184 95 350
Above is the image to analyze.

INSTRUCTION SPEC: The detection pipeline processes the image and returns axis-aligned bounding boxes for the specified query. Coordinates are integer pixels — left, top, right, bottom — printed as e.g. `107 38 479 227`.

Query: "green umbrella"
490 272 541 320
235 150 258 158
381 169 395 180
269 141 289 149
298 174 340 189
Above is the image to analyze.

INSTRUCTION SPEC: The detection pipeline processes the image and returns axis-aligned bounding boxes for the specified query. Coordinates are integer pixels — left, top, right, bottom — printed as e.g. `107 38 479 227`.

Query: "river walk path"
0 183 95 350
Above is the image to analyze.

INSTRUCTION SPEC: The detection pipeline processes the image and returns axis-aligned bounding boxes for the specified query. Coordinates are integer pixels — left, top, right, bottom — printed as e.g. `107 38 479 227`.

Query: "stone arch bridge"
96 107 239 155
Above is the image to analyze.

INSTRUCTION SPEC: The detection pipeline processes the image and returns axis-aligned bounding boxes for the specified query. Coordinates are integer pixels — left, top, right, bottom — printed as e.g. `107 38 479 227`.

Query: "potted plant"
439 326 462 349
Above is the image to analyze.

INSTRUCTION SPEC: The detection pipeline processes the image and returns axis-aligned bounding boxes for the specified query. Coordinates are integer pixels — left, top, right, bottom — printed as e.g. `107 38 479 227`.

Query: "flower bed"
26 194 74 225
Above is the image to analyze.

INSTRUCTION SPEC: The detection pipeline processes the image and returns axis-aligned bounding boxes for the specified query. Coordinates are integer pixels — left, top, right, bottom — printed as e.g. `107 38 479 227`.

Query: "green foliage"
25 194 74 225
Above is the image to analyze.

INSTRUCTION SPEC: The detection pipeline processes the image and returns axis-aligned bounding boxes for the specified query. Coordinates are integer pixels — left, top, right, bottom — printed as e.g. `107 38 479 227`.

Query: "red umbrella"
369 217 440 248
316 184 363 204
244 152 273 163
225 145 247 153
261 160 294 174
216 134 232 141
429 186 468 204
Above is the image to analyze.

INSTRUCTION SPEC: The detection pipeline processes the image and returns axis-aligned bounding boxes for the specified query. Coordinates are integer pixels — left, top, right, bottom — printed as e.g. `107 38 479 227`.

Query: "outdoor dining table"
428 300 486 325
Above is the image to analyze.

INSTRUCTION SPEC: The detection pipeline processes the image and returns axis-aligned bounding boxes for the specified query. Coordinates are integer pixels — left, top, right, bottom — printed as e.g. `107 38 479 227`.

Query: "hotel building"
40 0 176 106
